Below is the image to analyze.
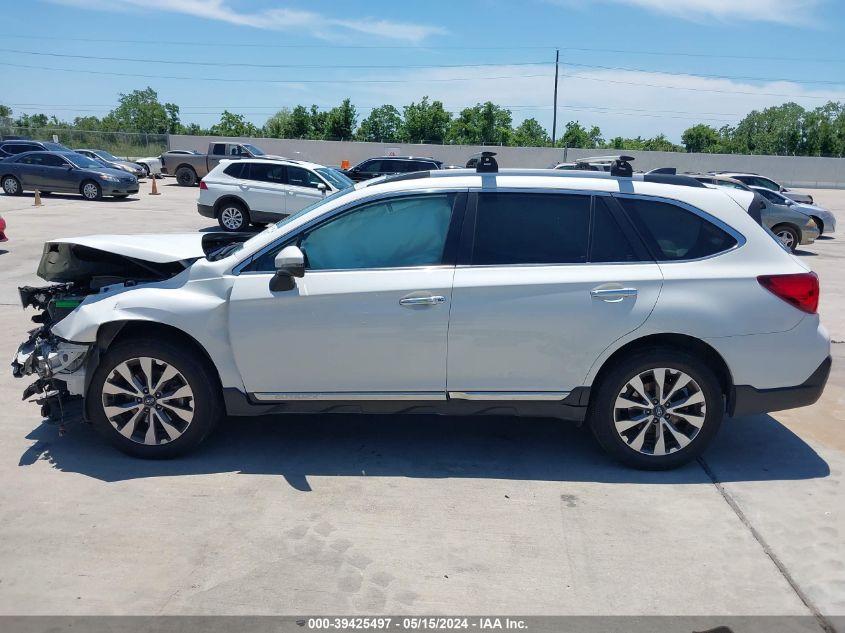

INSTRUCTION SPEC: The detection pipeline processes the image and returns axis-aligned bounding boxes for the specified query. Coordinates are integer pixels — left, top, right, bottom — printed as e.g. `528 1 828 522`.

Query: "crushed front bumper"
11 329 91 421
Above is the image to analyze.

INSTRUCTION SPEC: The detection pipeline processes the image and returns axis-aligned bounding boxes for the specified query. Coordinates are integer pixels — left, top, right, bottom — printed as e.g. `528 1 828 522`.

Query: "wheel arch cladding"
214 195 248 214
590 333 734 407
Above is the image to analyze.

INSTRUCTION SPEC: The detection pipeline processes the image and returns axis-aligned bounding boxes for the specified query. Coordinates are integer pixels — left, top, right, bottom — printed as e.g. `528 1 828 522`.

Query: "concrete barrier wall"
169 135 845 189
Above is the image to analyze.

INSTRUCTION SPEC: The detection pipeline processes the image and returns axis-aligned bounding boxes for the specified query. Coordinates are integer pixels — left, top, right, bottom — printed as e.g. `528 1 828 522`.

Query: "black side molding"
730 356 831 417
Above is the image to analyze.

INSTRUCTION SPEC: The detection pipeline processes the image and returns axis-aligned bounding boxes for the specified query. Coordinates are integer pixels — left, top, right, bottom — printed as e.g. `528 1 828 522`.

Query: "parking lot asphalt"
0 181 843 623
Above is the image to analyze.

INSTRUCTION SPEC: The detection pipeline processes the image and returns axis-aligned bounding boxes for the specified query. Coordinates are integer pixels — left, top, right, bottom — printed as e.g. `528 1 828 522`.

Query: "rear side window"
40 154 68 167
246 163 286 184
472 193 590 265
223 162 244 178
617 197 737 261
211 144 226 156
590 198 638 263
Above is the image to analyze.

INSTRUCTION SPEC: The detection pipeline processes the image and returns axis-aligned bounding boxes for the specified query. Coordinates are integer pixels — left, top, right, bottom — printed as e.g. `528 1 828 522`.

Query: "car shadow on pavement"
19 411 829 489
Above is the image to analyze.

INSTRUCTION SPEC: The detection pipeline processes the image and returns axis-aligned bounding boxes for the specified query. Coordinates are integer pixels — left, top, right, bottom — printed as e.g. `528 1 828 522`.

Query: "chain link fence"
0 126 168 158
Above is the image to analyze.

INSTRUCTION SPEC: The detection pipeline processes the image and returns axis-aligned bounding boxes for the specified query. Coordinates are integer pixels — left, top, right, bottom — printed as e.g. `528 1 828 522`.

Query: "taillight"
199 180 208 190
758 272 819 314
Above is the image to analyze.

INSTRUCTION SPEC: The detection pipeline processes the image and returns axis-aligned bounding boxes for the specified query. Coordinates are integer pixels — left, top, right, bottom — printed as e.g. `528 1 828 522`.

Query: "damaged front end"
12 285 92 422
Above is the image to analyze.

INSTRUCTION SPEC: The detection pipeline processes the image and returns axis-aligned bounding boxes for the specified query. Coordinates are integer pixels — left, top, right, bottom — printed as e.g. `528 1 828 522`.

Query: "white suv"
12 162 830 469
198 158 354 231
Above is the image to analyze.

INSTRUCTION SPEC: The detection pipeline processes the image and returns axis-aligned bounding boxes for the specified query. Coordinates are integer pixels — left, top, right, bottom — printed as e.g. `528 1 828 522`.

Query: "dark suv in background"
0 140 70 158
342 156 444 181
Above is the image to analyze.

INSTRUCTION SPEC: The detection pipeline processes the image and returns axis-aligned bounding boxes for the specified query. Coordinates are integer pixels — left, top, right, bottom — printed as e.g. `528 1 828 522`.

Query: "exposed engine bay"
11 232 250 422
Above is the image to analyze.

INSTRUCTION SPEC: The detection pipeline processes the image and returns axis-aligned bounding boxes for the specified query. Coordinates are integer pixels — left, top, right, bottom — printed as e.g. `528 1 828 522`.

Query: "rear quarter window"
617 197 738 261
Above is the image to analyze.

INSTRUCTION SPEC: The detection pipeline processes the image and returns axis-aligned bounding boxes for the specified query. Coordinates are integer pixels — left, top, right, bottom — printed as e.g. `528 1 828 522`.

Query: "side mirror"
269 245 305 292
317 183 327 196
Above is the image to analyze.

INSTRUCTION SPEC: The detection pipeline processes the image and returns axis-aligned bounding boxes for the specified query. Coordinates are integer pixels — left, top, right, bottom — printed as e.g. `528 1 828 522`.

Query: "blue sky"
2 0 844 141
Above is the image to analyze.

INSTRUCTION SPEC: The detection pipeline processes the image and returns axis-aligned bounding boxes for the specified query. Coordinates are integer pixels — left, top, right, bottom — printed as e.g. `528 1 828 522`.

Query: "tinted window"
212 144 226 156
380 160 403 173
618 197 737 261
360 160 382 173
472 193 590 265
300 194 456 270
3 143 34 154
246 163 286 184
288 166 324 189
16 154 40 164
409 161 435 172
40 154 69 167
590 198 639 263
223 162 244 178
756 189 780 203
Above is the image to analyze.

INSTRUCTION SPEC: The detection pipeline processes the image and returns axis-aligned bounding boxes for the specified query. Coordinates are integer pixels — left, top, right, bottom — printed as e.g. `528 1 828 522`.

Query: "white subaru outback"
12 157 831 469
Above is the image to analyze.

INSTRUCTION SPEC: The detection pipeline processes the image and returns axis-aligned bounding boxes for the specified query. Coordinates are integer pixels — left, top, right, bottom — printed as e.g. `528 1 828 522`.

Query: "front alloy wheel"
102 357 195 446
91 339 221 458
81 181 102 201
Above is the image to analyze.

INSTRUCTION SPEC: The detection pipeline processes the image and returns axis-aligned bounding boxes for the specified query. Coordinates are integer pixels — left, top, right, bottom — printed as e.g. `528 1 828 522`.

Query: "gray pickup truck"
161 142 280 186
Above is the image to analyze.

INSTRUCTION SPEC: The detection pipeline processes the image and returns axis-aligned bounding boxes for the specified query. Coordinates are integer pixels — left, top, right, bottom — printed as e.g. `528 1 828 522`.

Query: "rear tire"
589 348 724 470
217 201 249 231
80 180 102 201
2 176 22 196
773 224 800 252
175 166 197 187
88 338 221 459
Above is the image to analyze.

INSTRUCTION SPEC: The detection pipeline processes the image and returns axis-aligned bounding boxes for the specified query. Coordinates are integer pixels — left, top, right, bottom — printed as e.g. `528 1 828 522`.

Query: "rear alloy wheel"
218 202 248 231
81 180 102 201
90 340 221 458
2 176 21 196
175 166 197 187
773 224 799 252
590 349 723 469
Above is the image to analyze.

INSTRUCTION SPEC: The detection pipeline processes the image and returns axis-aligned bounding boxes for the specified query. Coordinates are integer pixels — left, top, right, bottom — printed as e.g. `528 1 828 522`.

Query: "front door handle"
399 295 447 306
590 287 638 302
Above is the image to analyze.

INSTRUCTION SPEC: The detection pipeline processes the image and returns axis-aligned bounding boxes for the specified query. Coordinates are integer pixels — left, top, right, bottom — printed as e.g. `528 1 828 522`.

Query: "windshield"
96 150 119 161
67 153 108 169
316 167 354 190
243 144 265 156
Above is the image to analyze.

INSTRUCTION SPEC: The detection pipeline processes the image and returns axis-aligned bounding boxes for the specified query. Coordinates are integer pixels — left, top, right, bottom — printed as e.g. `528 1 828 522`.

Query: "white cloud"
326 64 845 141
548 0 824 25
47 0 446 42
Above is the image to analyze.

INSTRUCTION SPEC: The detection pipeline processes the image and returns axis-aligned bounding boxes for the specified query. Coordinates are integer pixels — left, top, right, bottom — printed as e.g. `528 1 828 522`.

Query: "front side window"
247 163 286 184
360 160 382 173
472 193 591 265
617 197 738 261
287 166 324 189
40 154 69 167
300 194 456 270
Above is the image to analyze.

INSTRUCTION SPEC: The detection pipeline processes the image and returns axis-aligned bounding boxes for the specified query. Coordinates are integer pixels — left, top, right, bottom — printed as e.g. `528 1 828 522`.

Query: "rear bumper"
730 356 831 417
197 203 215 218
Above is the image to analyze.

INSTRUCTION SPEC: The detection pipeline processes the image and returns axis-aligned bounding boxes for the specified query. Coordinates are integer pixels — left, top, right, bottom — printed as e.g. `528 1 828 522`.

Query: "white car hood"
49 233 205 263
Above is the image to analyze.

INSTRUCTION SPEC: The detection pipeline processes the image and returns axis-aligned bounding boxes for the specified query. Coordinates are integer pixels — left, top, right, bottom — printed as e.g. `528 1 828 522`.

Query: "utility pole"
551 48 560 145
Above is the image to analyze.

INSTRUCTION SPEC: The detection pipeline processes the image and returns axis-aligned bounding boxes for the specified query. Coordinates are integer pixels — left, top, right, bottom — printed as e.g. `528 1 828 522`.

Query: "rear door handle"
399 295 447 306
590 287 638 302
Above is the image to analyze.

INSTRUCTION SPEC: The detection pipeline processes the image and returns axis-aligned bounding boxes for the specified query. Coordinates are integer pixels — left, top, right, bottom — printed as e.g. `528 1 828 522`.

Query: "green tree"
511 118 550 147
559 121 603 148
681 124 721 153
324 98 357 140
0 104 11 119
356 105 402 142
447 102 513 145
288 105 311 138
264 108 292 138
401 96 451 143
102 87 179 134
309 105 328 139
210 110 259 137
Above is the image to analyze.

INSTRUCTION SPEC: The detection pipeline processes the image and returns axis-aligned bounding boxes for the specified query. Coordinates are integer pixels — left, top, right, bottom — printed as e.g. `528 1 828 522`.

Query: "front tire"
88 338 221 458
773 224 800 252
175 166 197 187
81 180 102 201
589 348 724 470
217 201 249 231
811 217 824 235
2 176 22 196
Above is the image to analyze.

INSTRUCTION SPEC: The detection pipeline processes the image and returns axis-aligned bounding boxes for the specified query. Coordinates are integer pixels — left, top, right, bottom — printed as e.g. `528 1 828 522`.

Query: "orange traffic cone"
149 176 160 196
32 190 43 207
